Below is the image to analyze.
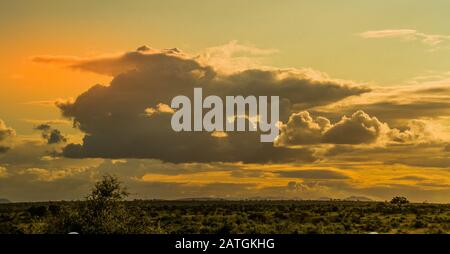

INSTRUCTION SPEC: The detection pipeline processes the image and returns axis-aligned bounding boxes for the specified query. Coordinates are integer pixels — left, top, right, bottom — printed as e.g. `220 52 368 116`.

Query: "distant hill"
167 197 374 202
0 198 11 204
248 196 289 200
318 197 333 201
176 197 227 201
175 197 304 201
316 196 373 202
344 196 373 202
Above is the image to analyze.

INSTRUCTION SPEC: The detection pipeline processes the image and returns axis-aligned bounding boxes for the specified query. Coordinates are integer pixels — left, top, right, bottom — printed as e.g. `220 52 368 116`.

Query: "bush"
390 196 409 205
27 206 48 218
46 174 158 234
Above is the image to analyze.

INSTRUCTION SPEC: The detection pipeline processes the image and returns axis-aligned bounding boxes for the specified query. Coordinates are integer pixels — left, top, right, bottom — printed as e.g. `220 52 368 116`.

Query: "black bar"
0 234 447 253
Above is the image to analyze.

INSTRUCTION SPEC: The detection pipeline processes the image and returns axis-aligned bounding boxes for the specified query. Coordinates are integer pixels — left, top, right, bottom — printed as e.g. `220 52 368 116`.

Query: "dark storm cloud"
47 47 369 163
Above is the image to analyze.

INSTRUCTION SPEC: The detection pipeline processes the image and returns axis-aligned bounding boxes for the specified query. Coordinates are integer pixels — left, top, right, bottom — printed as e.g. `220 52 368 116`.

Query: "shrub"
390 196 409 205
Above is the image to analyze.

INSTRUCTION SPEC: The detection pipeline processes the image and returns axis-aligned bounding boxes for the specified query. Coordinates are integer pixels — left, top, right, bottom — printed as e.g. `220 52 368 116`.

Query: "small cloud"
197 40 279 73
144 103 174 117
359 29 450 47
34 124 67 144
156 103 174 114
31 55 83 66
0 119 15 140
211 131 228 138
392 175 428 182
21 168 70 182
23 98 74 108
136 45 151 52
21 119 71 126
111 159 127 165
164 48 182 54
40 156 57 161
35 124 51 131
360 29 417 39
144 107 157 116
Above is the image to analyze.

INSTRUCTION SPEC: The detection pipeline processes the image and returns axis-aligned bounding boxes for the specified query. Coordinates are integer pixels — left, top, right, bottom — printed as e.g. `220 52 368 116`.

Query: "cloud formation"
359 29 450 46
196 40 278 73
1 141 450 202
38 45 369 163
276 110 440 147
313 83 450 127
18 43 450 202
35 124 67 144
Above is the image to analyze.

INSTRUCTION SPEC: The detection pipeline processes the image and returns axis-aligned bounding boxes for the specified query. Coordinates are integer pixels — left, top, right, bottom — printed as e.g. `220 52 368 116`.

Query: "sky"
0 0 450 202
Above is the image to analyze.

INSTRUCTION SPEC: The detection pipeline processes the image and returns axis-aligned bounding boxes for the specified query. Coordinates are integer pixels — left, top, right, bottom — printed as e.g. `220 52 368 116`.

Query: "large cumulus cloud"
41 46 369 163
276 110 444 147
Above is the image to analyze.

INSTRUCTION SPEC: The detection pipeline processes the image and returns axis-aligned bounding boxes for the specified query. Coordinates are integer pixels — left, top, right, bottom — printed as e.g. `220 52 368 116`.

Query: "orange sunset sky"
1 0 450 202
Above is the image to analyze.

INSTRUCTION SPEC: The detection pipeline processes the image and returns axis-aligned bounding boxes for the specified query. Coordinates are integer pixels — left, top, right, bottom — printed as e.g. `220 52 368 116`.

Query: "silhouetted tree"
79 174 130 233
390 196 409 205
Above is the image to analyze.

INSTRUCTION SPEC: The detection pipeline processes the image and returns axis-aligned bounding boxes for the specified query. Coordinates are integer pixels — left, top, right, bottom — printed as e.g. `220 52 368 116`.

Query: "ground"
1 200 449 234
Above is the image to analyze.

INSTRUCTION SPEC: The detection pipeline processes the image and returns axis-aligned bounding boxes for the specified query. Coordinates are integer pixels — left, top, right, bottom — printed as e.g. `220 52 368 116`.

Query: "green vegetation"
0 176 449 234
